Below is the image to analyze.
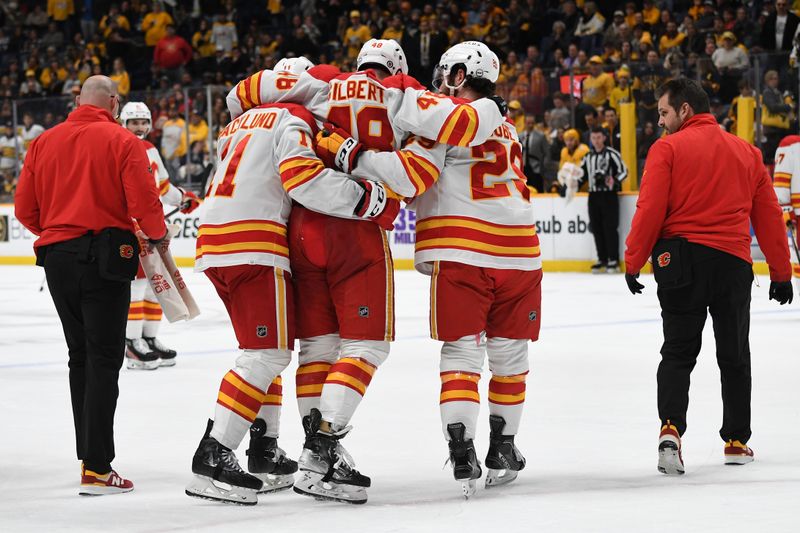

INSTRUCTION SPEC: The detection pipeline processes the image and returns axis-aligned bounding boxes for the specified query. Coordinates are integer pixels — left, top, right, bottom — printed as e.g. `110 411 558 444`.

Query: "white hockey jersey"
18 124 45 152
143 140 183 207
226 67 506 198
195 103 366 272
356 120 541 272
0 134 22 170
773 135 800 216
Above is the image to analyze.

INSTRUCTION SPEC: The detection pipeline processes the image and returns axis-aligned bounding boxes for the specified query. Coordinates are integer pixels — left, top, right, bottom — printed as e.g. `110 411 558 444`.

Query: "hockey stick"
164 205 182 219
789 223 800 265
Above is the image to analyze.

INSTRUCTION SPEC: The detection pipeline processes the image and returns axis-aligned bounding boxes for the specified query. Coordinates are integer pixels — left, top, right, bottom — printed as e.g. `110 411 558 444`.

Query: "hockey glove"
315 123 363 173
769 281 793 305
625 272 645 295
354 179 400 231
782 207 797 228
179 189 202 214
488 95 508 116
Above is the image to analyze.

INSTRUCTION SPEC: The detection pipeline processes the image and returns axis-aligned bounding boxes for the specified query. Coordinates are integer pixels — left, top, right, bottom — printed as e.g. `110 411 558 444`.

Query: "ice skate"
484 415 525 488
446 423 482 499
657 420 684 475
606 260 620 274
724 440 754 465
186 419 263 505
591 262 606 274
246 418 297 494
293 409 370 504
125 338 160 370
144 336 177 367
79 463 134 496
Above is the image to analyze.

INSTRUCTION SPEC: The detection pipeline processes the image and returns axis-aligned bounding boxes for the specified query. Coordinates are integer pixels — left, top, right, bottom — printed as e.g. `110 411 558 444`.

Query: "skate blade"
126 357 161 370
158 358 177 367
657 449 685 476
725 455 754 465
461 479 477 499
485 468 519 488
185 475 258 505
252 472 295 494
78 485 134 496
292 471 367 504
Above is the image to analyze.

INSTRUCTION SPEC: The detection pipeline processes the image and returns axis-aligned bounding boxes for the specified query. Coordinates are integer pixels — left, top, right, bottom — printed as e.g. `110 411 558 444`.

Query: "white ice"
1 266 799 533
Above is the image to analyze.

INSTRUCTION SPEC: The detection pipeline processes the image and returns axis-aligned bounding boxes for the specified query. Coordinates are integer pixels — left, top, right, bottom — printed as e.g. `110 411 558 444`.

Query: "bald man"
16 75 167 496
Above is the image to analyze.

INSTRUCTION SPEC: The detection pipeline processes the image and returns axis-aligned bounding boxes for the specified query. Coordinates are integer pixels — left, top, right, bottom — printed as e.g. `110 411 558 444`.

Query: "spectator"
635 50 667 126
642 0 660 27
762 69 794 163
609 68 635 117
712 31 748 101
660 21 686 54
548 92 571 131
154 25 192 78
403 18 447 87
142 2 174 48
637 120 659 165
574 1 605 54
19 69 44 98
47 0 74 26
99 4 131 38
26 4 49 29
40 60 67 94
160 106 187 180
603 108 622 151
344 10 371 60
727 80 755 136
733 6 756 49
41 22 65 49
211 13 238 56
382 14 404 41
508 100 525 134
540 21 569 67
759 0 799 52
188 110 208 152
109 57 130 97
0 122 22 174
192 18 215 58
582 56 614 110
520 115 549 192
18 112 45 154
605 10 628 45
696 1 717 32
559 128 589 170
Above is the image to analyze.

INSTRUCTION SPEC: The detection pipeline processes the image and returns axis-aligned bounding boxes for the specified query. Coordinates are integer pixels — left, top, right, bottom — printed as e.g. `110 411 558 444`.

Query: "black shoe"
590 262 607 274
298 409 371 488
485 415 526 472
247 418 298 476
144 337 177 366
606 260 620 273
125 338 160 370
190 419 263 491
447 423 482 481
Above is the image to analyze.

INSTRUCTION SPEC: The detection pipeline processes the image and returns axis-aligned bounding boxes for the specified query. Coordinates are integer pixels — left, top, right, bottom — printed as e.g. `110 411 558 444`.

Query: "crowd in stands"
1 0 799 200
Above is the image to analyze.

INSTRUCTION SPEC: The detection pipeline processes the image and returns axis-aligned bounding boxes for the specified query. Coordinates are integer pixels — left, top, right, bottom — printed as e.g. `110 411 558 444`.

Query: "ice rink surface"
1 265 799 533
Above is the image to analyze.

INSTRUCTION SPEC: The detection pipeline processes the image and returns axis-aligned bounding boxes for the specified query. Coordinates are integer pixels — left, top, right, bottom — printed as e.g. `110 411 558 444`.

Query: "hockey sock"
296 361 332 418
440 370 481 440
319 357 377 428
211 349 291 450
141 299 163 337
126 301 144 339
255 376 283 438
794 264 800 278
487 373 527 435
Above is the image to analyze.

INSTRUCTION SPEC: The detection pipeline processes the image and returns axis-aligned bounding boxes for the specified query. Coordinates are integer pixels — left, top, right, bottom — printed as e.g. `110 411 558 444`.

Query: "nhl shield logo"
529 311 537 321
358 306 370 318
657 252 671 268
119 244 134 258
256 325 268 338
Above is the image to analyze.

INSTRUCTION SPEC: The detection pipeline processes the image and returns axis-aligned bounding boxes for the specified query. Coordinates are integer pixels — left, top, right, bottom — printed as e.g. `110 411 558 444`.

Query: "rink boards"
0 195 773 272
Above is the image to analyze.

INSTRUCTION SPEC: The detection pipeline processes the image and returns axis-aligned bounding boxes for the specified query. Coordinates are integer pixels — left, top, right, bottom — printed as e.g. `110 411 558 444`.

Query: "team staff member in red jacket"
15 76 167 495
624 78 792 476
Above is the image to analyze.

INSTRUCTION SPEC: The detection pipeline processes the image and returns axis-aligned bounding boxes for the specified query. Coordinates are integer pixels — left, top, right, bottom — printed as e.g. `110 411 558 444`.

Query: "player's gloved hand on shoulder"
315 123 363 173
179 188 201 214
354 179 400 231
625 272 645 295
769 281 793 305
488 95 507 116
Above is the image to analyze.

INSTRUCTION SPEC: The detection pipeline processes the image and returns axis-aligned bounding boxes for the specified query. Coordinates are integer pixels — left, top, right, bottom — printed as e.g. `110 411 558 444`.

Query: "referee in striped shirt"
579 126 628 273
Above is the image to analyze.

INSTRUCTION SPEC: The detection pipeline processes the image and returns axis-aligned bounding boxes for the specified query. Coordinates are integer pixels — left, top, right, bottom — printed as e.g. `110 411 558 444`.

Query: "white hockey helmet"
274 56 315 74
357 38 408 75
120 101 152 138
433 41 500 92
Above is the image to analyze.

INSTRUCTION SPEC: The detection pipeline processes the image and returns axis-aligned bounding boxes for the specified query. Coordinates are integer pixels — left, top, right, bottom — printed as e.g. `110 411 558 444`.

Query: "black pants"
525 169 544 193
44 244 131 473
656 243 753 443
588 191 619 263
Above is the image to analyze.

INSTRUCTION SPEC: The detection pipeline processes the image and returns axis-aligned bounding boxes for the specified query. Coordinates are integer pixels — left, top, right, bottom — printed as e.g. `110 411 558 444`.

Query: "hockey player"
120 102 201 369
186 95 398 505
225 41 507 504
317 41 541 497
773 135 800 283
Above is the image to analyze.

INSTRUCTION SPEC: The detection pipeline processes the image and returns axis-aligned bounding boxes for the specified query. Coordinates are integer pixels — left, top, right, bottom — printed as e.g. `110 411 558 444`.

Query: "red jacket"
15 105 166 249
154 35 193 70
625 113 791 281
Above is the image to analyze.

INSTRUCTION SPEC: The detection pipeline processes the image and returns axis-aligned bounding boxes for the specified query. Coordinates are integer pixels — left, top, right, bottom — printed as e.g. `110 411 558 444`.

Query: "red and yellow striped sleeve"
437 105 480 147
234 71 265 115
774 172 792 188
395 149 439 196
279 156 325 194
792 192 800 210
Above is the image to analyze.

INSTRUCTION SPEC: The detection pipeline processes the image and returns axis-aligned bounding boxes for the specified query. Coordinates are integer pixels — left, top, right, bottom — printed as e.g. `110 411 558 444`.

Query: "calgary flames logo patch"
119 244 134 259
657 252 671 268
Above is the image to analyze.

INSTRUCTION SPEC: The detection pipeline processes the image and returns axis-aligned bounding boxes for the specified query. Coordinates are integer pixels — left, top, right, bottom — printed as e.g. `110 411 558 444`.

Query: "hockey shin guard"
296 334 340 418
487 338 529 435
126 278 148 338
211 349 291 450
440 335 485 441
256 376 283 438
319 339 389 429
